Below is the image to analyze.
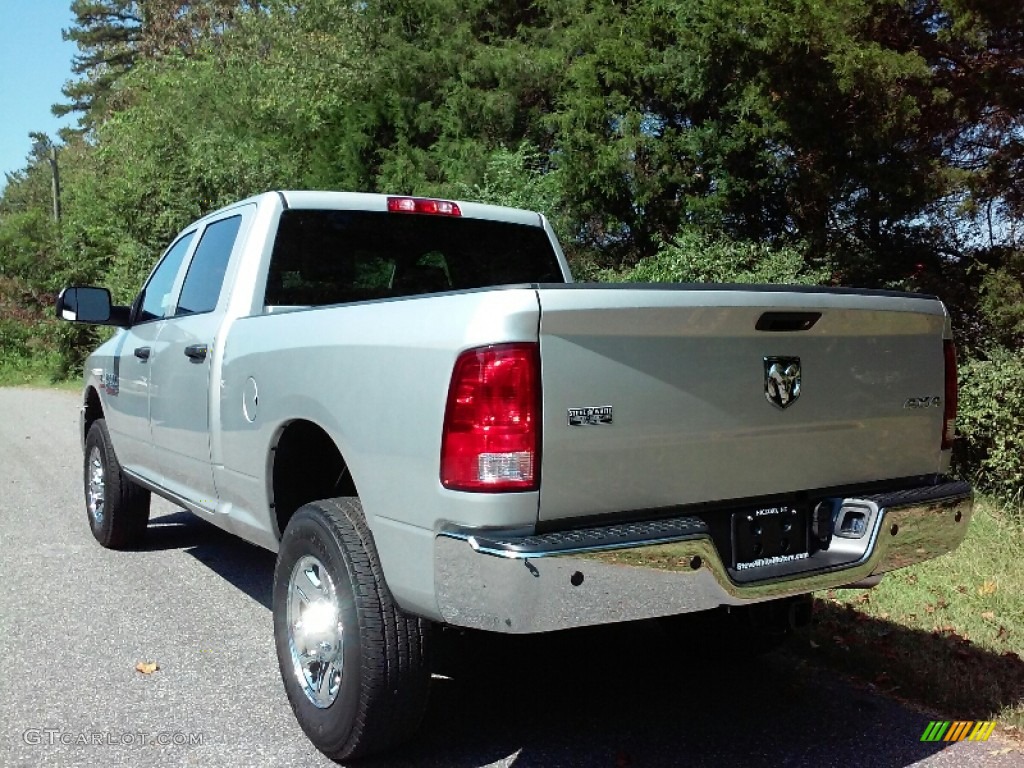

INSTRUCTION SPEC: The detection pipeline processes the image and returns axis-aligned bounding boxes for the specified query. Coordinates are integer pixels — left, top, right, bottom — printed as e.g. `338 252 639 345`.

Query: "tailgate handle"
755 312 821 332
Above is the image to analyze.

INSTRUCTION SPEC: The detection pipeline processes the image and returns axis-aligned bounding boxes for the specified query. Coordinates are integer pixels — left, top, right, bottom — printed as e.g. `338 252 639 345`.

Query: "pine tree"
54 0 143 126
55 1 255 128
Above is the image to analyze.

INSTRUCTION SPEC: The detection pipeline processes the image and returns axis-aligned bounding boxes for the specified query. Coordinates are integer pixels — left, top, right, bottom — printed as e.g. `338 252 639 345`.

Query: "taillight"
387 196 461 216
440 343 540 492
942 339 958 450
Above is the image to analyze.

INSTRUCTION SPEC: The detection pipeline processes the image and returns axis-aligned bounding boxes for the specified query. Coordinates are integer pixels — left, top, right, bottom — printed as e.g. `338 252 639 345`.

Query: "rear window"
264 209 563 307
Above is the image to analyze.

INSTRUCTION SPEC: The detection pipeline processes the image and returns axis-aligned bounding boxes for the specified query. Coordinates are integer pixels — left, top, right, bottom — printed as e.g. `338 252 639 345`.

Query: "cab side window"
137 232 196 323
176 215 242 316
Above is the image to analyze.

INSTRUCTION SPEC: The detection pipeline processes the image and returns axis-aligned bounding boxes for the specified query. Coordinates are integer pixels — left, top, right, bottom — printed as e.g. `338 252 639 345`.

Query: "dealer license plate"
732 505 809 571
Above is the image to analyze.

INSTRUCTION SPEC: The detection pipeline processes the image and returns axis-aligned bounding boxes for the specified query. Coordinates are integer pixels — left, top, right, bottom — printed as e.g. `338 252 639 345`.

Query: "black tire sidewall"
84 420 116 545
273 507 364 754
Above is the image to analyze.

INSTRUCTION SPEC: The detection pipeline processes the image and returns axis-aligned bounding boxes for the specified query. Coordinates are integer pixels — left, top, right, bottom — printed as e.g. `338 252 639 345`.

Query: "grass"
0 371 81 390
799 495 1024 734
0 358 81 390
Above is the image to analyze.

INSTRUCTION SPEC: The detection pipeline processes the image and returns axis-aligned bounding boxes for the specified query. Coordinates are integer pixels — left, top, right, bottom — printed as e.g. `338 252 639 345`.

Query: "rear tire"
84 418 151 549
273 497 433 761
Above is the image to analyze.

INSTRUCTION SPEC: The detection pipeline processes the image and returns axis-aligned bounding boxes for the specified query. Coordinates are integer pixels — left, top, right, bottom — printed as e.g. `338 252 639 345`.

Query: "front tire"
84 418 151 549
273 497 433 761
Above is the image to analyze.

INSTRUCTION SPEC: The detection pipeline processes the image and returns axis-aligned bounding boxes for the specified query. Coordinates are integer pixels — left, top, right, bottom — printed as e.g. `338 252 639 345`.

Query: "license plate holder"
732 505 809 569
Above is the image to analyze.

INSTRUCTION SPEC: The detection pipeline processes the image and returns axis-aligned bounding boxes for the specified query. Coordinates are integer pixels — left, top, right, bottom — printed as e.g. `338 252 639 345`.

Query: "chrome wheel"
86 446 105 527
273 499 433 759
286 554 344 708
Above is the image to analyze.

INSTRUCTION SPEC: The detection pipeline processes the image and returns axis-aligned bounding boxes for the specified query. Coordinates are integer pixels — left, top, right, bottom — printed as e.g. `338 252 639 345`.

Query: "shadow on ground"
144 508 275 608
380 624 961 768
146 507 1019 767
801 599 1024 729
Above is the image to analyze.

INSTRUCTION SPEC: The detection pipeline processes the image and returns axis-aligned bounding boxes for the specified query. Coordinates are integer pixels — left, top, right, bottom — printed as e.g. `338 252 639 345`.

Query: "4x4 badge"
764 357 801 409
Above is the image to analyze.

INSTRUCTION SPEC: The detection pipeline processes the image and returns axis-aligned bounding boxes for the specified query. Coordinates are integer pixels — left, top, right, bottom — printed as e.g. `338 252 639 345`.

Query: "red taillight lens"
440 343 540 492
387 196 462 216
942 339 958 450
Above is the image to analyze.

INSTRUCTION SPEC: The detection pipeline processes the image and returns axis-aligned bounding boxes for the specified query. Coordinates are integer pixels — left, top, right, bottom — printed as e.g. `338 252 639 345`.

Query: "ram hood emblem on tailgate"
764 357 801 409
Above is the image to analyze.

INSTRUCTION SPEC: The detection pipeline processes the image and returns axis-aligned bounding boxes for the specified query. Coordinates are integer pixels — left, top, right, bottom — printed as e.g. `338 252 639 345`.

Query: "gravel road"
0 386 1019 768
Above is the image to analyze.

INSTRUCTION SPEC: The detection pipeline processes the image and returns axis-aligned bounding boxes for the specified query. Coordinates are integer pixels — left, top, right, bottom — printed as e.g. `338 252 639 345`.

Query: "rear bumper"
434 481 973 633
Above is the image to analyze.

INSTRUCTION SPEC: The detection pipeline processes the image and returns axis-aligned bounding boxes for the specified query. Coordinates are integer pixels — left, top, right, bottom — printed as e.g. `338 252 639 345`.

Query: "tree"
55 0 143 125
56 0 260 127
546 0 970 276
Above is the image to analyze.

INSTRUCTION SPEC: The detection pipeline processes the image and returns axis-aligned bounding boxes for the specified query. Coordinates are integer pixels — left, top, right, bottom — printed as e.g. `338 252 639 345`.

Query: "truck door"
104 231 196 475
148 213 245 506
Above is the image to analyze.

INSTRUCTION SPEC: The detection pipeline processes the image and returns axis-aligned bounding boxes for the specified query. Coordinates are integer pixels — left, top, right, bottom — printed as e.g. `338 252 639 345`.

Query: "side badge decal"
567 406 613 426
102 371 119 396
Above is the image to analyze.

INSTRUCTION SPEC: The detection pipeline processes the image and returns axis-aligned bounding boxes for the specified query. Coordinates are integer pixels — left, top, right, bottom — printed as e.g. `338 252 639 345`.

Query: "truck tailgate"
536 285 949 524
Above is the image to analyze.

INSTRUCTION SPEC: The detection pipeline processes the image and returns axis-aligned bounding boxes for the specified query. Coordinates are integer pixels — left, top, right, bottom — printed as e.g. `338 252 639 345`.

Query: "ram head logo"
764 357 801 409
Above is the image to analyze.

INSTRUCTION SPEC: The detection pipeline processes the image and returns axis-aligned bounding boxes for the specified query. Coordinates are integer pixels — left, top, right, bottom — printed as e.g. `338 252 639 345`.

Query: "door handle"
184 344 208 362
134 346 151 361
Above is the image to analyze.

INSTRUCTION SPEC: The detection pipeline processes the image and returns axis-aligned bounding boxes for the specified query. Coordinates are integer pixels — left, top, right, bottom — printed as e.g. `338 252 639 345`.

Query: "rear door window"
175 215 243 316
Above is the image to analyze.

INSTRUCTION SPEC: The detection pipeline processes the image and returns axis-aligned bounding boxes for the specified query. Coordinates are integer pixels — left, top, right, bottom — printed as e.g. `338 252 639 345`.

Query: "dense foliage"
955 349 1024 499
1 0 1021 495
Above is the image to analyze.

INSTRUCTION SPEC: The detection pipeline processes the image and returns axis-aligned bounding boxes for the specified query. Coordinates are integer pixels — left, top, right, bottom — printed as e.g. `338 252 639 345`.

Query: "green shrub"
977 247 1024 350
954 348 1024 499
0 319 64 384
623 227 830 286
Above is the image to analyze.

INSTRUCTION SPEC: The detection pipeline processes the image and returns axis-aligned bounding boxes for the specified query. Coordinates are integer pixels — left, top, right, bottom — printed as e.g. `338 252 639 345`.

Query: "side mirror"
55 286 128 326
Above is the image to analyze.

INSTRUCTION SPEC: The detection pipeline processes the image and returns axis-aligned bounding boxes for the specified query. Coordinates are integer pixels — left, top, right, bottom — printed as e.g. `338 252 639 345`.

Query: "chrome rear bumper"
434 482 972 633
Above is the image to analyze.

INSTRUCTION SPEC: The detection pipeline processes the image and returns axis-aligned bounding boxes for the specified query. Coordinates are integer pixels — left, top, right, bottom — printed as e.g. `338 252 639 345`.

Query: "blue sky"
0 2 77 185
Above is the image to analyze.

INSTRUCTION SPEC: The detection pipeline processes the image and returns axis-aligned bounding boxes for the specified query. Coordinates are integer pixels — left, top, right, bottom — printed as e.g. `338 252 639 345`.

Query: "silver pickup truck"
57 191 973 760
